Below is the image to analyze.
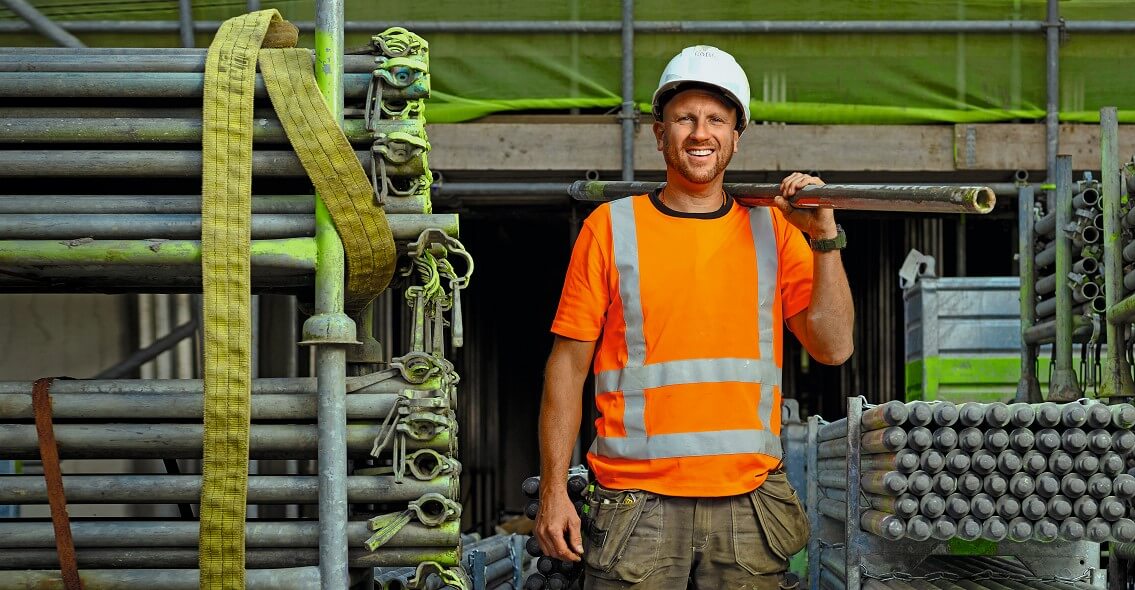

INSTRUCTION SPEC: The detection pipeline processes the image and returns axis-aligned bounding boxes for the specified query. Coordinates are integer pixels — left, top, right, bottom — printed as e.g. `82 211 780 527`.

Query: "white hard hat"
651 45 751 133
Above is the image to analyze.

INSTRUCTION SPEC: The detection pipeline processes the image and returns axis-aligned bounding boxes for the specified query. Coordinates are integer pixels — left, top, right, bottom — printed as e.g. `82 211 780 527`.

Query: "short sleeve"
775 210 814 320
551 220 610 341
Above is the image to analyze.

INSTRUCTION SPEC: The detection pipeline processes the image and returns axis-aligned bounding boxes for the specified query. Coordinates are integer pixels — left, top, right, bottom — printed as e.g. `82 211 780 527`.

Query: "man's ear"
733 129 740 153
653 121 665 151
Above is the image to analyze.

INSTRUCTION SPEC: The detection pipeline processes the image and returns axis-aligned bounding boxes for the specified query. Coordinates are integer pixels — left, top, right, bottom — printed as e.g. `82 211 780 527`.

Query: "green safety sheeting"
4 1 1135 123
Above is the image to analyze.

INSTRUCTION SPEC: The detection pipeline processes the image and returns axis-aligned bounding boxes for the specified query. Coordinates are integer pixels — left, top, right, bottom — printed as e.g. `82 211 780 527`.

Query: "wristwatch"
808 225 847 252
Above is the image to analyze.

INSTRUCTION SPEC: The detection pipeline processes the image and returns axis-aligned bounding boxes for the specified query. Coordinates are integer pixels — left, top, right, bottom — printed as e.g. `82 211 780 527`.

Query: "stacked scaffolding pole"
0 40 445 294
1019 107 1135 404
807 398 1115 589
0 16 469 590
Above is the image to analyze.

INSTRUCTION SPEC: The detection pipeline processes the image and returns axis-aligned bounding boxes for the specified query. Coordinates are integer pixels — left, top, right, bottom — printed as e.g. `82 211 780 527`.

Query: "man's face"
653 89 740 186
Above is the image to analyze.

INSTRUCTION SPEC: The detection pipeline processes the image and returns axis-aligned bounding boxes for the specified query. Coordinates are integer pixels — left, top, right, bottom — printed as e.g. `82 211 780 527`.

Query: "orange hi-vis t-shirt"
551 192 814 497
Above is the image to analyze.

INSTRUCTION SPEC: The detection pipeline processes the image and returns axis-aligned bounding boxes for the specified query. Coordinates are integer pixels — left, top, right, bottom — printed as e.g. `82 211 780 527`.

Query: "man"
535 45 854 589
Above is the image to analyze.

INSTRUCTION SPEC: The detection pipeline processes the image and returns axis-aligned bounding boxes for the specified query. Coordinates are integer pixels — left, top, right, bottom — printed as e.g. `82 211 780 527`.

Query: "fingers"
773 195 794 215
780 171 824 198
548 516 583 562
776 192 838 238
779 172 803 198
535 502 584 562
568 512 585 557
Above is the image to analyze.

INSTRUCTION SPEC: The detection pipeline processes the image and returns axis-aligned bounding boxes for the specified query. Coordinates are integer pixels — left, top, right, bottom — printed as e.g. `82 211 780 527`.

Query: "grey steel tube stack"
0 26 471 589
1020 111 1135 408
0 374 464 574
1031 177 1109 327
810 399 1128 589
0 42 443 293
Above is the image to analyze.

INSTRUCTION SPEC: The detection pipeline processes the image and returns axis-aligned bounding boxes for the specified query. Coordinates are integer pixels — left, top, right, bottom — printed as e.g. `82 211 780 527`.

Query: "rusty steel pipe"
569 181 996 214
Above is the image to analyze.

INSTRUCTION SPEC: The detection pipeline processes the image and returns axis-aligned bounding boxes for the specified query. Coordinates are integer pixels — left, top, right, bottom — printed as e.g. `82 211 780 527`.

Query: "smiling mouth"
685 148 714 157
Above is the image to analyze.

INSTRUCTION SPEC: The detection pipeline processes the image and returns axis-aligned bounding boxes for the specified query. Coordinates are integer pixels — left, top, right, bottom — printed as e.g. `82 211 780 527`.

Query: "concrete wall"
0 294 130 380
0 294 172 518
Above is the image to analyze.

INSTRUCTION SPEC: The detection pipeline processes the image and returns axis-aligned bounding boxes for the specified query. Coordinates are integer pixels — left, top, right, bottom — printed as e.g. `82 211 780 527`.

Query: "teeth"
688 149 712 156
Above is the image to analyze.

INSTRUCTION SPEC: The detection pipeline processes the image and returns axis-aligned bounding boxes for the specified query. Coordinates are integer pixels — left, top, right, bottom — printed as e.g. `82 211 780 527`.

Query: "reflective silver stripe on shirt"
610 198 646 367
595 357 781 394
609 198 647 437
592 429 784 460
750 206 780 429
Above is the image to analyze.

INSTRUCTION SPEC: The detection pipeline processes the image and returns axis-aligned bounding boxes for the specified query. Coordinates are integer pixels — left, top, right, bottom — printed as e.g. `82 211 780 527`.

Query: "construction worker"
535 45 854 589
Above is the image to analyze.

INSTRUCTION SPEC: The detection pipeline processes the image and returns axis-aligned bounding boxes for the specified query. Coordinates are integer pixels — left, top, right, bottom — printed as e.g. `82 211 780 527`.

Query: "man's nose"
689 118 711 141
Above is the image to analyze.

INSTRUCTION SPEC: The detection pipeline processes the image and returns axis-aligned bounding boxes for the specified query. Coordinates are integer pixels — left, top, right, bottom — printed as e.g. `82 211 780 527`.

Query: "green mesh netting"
3 0 1135 124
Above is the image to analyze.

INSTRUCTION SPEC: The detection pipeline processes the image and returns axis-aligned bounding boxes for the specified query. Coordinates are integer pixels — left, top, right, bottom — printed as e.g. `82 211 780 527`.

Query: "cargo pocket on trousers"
750 471 810 561
582 487 662 583
731 488 784 576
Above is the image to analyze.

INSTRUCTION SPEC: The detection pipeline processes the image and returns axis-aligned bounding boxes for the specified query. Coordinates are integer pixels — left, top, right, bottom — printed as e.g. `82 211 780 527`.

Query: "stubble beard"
662 135 734 185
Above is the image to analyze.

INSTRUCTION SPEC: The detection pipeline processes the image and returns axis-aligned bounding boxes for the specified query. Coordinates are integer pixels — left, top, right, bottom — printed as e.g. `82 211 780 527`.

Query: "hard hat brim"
651 81 748 133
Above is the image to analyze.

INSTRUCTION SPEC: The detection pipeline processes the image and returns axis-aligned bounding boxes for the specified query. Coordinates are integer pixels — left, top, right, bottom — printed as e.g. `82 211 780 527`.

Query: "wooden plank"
727 125 954 172
426 123 617 171
954 124 1043 171
954 124 1135 171
427 122 1135 173
426 122 954 172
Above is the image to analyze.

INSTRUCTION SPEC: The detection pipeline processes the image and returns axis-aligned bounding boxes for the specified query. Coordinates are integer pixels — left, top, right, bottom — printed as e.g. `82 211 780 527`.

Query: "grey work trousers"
582 472 807 590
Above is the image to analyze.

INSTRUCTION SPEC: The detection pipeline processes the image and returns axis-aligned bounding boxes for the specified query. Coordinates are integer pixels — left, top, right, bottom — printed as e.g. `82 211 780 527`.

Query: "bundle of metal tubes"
0 32 442 292
0 28 475 585
521 469 589 590
818 547 1099 590
0 375 461 574
374 534 527 590
817 400 1135 545
1032 178 1107 326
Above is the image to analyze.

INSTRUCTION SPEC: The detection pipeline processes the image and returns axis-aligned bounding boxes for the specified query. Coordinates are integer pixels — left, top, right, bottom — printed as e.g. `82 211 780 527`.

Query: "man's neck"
661 175 726 213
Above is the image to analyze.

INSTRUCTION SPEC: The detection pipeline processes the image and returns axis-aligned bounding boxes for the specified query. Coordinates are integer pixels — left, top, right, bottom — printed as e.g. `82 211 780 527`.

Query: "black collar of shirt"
649 187 733 219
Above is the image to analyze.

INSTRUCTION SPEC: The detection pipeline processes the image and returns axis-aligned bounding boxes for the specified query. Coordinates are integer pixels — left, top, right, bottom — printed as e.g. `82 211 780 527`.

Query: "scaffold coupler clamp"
365 492 462 551
365 27 430 130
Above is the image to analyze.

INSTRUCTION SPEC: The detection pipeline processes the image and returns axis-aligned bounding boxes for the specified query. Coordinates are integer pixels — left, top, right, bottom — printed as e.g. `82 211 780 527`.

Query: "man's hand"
534 488 584 562
773 172 838 239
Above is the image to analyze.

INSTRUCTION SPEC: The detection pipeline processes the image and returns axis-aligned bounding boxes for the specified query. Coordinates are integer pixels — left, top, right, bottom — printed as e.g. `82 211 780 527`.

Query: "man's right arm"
535 335 596 562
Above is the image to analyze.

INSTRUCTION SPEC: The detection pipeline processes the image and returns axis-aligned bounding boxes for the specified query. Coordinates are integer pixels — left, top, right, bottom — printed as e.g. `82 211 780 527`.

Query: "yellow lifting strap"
199 9 396 589
259 48 397 311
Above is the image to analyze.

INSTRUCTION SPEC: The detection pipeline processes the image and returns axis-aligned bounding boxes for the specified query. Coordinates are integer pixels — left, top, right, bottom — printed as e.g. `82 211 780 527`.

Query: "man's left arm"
775 172 854 365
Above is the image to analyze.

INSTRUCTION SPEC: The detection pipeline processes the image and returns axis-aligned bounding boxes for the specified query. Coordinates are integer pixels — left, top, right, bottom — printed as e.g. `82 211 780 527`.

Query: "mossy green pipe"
1099 107 1135 396
0 238 316 268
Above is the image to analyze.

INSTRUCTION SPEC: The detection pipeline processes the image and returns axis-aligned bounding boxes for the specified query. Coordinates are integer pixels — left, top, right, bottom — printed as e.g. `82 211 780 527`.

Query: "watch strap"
808 225 846 252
